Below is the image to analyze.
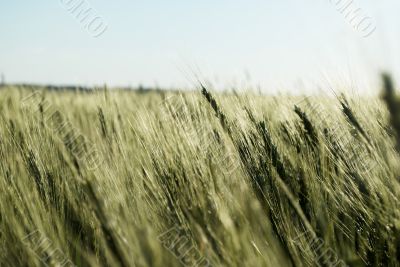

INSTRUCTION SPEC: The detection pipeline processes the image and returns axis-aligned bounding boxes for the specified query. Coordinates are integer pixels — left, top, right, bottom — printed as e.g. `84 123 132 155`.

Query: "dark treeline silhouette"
0 83 175 94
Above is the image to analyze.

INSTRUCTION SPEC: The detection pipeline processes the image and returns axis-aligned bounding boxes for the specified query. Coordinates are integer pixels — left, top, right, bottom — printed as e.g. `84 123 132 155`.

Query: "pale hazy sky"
1 1 400 93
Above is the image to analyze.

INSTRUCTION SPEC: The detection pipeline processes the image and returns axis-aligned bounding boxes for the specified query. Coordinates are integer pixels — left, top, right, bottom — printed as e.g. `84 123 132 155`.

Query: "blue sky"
1 1 399 93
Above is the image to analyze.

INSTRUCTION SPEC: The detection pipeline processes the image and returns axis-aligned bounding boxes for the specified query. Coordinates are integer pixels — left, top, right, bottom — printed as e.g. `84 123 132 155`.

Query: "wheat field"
0 78 400 267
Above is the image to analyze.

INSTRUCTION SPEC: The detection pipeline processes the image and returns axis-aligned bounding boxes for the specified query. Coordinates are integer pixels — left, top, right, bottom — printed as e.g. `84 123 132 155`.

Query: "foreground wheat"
0 81 399 267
